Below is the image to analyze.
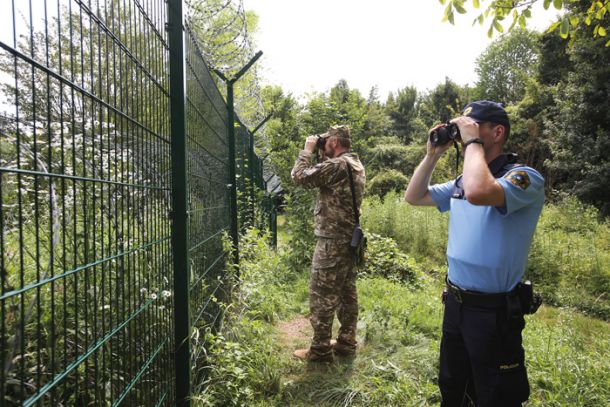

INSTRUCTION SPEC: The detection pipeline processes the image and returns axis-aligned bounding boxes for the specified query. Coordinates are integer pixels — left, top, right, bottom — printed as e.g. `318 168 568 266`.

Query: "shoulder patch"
504 170 531 190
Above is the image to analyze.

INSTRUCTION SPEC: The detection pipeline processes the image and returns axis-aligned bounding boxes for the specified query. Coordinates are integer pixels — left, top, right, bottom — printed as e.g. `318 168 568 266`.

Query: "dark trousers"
439 290 530 407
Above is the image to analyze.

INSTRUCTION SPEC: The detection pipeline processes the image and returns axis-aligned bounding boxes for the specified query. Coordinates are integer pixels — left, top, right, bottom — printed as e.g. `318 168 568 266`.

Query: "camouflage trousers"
309 237 358 357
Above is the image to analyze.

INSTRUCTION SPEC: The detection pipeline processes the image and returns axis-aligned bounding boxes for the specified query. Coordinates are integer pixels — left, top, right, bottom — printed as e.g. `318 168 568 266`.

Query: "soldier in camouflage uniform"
291 125 366 362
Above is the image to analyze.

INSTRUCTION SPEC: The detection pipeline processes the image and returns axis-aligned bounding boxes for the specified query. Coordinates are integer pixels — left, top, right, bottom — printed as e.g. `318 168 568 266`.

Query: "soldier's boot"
330 339 357 357
293 348 334 363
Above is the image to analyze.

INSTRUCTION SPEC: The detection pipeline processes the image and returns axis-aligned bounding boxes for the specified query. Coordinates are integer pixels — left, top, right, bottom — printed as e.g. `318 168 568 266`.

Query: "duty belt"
445 278 511 308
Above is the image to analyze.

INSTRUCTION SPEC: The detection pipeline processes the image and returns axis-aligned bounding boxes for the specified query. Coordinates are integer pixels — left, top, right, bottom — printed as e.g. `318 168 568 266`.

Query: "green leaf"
448 11 455 24
570 16 580 27
605 39 610 47
547 20 560 33
478 14 484 25
585 15 592 26
454 2 467 14
473 0 480 8
560 17 570 38
487 24 494 38
599 26 607 36
543 0 552 10
444 3 452 16
553 0 563 10
454 5 467 14
524 8 532 18
519 15 526 28
596 7 606 20
493 18 504 33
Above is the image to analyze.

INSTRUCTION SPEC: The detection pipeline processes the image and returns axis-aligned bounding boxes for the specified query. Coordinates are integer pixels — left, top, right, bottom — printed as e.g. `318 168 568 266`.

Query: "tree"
440 0 609 45
418 77 470 127
474 29 541 105
301 80 368 152
361 86 392 149
543 26 610 214
385 86 419 143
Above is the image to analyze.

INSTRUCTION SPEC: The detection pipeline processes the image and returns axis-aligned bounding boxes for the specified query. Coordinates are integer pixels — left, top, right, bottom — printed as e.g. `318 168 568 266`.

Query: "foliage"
208 255 610 406
526 196 610 319
361 192 450 267
440 0 610 45
384 86 420 143
235 228 300 322
366 169 409 198
474 29 541 105
359 233 426 287
193 319 282 406
541 23 610 214
300 80 370 154
417 77 472 127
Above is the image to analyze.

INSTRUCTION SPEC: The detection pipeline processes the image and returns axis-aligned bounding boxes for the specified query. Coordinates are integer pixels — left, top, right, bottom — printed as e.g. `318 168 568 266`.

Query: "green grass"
195 228 610 406
362 193 610 319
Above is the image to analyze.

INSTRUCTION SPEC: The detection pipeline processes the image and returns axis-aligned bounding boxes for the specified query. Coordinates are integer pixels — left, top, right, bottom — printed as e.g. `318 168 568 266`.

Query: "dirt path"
276 315 311 355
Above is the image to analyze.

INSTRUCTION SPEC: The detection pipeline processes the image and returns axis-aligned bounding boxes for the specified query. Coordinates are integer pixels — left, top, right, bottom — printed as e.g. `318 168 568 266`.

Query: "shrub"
193 318 282 406
526 196 610 319
367 169 409 198
235 228 298 323
361 191 449 266
359 233 426 287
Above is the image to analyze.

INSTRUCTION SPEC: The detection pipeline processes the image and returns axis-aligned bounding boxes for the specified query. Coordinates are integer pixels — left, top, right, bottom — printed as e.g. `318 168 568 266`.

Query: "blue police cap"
462 100 510 129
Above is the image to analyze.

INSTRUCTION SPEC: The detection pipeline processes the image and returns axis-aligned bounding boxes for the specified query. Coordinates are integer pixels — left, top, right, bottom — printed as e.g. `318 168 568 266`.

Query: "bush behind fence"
0 0 274 405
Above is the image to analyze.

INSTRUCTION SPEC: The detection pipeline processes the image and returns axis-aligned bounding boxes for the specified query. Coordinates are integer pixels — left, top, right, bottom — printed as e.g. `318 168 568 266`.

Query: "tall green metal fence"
0 1 275 405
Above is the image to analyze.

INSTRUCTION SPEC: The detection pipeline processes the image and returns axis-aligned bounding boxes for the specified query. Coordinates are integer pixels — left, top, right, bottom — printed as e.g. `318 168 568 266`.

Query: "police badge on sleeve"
505 170 531 190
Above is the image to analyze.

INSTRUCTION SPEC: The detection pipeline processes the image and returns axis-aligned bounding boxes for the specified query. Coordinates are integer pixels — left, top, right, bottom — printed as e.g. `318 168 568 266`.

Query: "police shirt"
428 154 544 293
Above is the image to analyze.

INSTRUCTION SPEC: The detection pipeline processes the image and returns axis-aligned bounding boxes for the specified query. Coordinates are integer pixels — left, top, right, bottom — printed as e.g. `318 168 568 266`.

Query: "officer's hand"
426 124 454 158
304 135 318 154
450 116 479 145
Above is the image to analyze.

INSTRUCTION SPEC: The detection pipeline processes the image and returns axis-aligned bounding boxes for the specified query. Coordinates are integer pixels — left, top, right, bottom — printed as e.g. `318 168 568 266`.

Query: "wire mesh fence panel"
182 23 233 391
0 0 174 405
0 0 276 405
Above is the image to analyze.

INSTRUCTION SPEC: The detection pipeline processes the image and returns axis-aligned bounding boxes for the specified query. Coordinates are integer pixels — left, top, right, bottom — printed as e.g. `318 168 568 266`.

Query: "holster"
349 225 366 266
516 280 542 315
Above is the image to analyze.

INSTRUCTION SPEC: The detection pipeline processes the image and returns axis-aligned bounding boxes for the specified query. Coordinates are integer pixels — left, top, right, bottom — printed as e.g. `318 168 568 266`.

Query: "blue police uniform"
429 154 545 293
429 153 545 407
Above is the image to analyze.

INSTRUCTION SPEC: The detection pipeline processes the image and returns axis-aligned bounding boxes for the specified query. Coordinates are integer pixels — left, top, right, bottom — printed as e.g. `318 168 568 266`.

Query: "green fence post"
227 82 239 265
168 1 191 405
249 113 272 229
213 51 263 267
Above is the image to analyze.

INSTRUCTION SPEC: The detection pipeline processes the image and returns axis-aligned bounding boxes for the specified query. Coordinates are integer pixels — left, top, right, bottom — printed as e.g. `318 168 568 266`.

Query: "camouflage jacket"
291 151 366 240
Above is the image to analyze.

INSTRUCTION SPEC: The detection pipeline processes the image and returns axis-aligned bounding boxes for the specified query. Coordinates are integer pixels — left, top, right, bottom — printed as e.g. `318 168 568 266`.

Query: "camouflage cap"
320 125 351 139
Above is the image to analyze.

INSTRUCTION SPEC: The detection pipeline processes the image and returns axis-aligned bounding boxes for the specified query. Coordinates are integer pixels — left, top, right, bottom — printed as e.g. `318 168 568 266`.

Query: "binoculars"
429 122 461 146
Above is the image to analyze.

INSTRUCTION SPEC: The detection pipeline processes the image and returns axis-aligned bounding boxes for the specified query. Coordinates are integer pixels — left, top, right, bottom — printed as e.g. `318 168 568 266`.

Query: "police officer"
291 125 366 362
405 101 544 406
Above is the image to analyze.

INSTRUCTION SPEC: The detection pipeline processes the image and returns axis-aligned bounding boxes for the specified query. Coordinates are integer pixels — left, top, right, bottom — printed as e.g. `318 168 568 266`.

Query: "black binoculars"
315 135 327 151
429 122 461 146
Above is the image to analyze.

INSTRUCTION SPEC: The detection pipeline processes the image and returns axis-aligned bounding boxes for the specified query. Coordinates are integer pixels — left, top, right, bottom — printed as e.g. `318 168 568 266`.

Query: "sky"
0 0 561 107
243 0 561 101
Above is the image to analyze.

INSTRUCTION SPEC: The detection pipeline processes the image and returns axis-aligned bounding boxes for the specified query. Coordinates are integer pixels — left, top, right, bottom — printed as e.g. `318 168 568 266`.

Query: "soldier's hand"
304 135 318 154
426 124 454 158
